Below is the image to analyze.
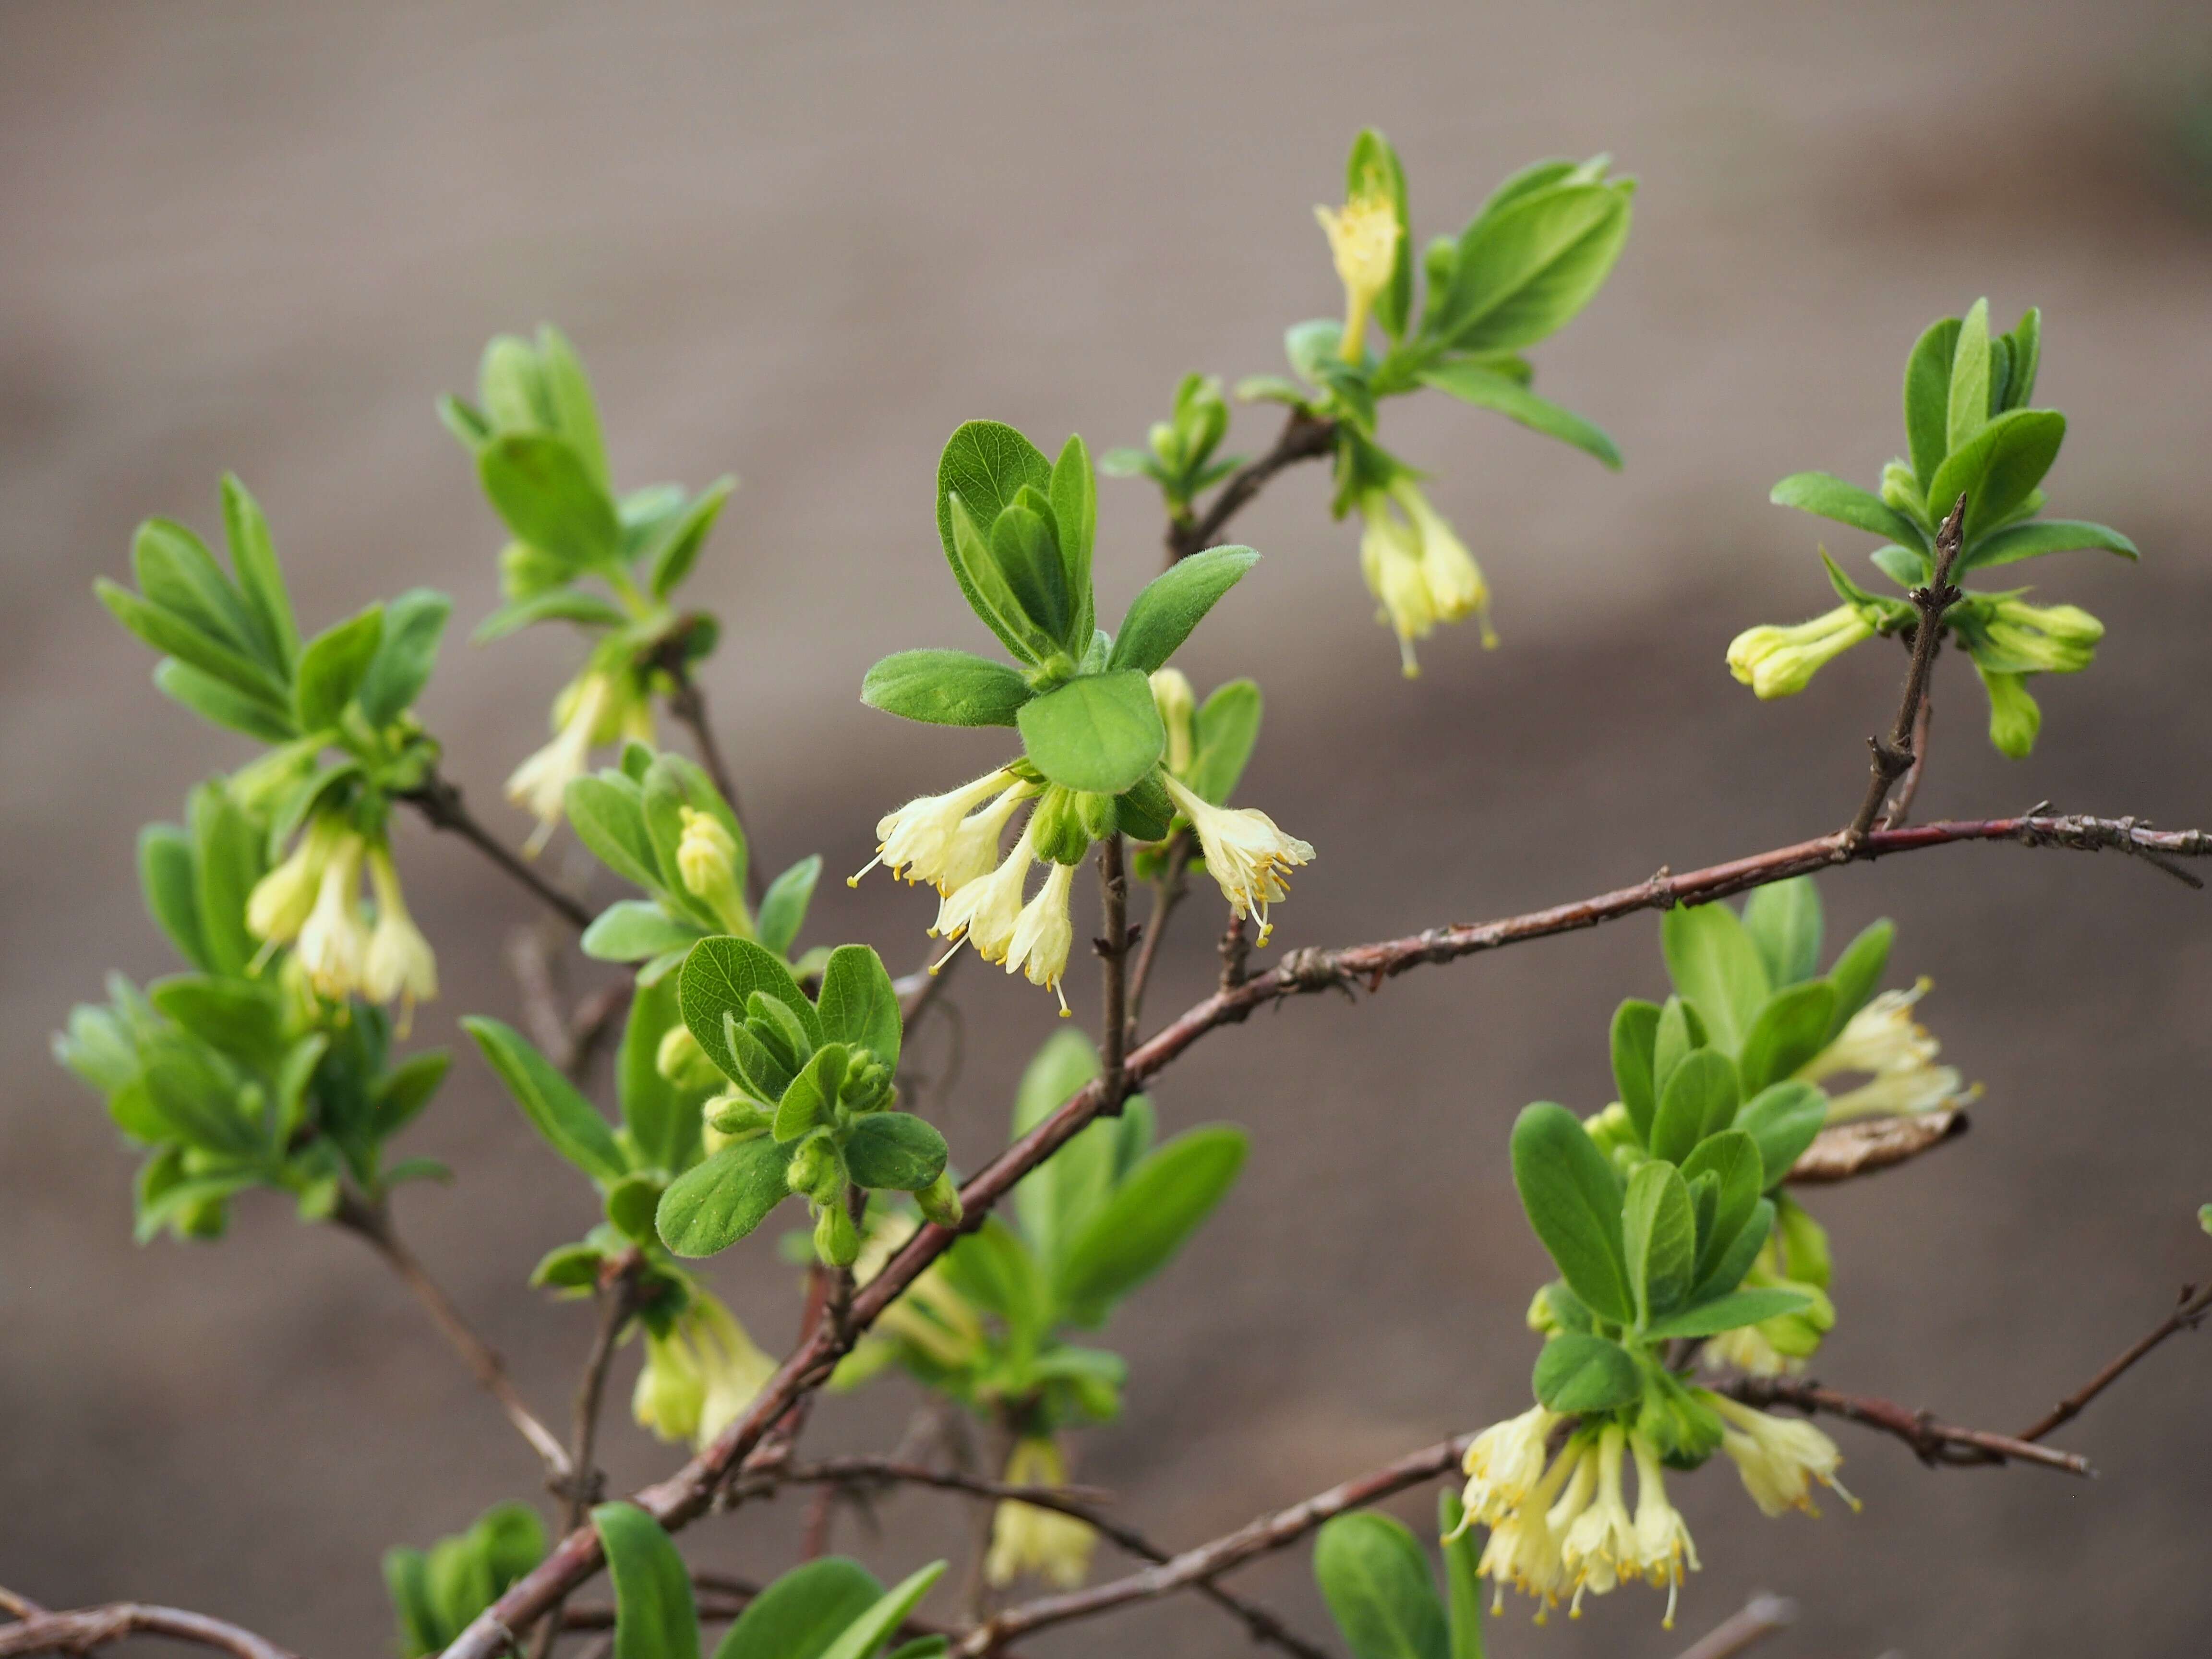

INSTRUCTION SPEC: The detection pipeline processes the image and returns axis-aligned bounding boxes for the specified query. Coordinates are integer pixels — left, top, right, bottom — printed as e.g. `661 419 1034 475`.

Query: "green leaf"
472 589 630 643
1871 543 1930 588
1822 919 1894 1041
1609 999 1660 1143
463 1017 627 1184
132 518 274 667
1947 298 1991 455
139 823 209 971
96 580 292 710
1926 408 2066 547
1769 472 1925 548
1054 1126 1246 1324
187 784 263 979
537 327 611 491
139 1036 262 1156
293 604 385 733
567 774 663 890
757 856 822 959
655 1134 795 1257
937 421 1055 653
1742 878 1823 987
584 900 704 963
1107 545 1260 674
220 475 299 668
1437 180 1633 353
861 650 1033 727
1416 363 1621 469
774 1045 846 1142
816 945 901 1070
989 499 1074 647
815 1564 947 1659
681 936 823 1082
1652 995 1707 1100
357 589 452 727
1531 1331 1643 1412
714 1559 884 1659
1679 1130 1765 1278
1623 1162 1697 1322
1960 518 2139 573
1312 1512 1448 1659
1186 678 1262 805
1011 1029 1108 1271
1017 671 1166 796
480 433 621 571
594 1503 699 1659
1736 982 1837 1095
1049 435 1098 644
1735 1081 1826 1189
1903 315 1962 489
641 479 736 599
947 493 1056 664
1438 1491 1483 1659
941 1217 1052 1343
1649 1048 1739 1166
618 976 704 1176
845 1113 950 1191
1661 902 1770 1056
1509 1103 1632 1323
373 1050 452 1142
1644 1286 1812 1341
153 659 295 741
1691 1197 1774 1303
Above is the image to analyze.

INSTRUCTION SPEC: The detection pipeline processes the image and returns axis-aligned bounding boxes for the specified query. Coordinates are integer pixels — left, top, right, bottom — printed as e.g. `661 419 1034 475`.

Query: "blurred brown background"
5 2 2211 1655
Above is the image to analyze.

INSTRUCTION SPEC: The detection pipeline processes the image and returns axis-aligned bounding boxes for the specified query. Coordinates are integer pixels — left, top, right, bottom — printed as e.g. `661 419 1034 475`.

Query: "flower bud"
916 1171 965 1228
814 1202 860 1267
785 1134 834 1197
1027 787 1092 867
676 806 748 931
1150 668 1197 777
1977 664 2041 758
657 1023 724 1092
1725 605 1874 699
1878 460 1927 522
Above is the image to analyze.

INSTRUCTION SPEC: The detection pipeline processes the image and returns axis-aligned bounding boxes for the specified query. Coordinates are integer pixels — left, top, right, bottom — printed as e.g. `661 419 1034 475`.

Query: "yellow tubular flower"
1458 1403 1559 1529
632 1324 705 1444
633 1294 776 1450
1708 1393 1857 1517
1629 1435 1700 1630
1799 980 1975 1123
296 831 371 1000
932 817 1039 970
1390 478 1495 649
363 843 438 1032
986 1438 1096 1589
1358 492 1435 675
928 781 1035 898
247 816 342 947
853 767 1024 891
1150 668 1197 776
1980 597 2103 675
1004 858 1078 1015
1314 184 1400 362
1477 1438 1582 1616
1559 1425 1637 1616
506 672 613 855
676 806 748 931
1725 606 1875 699
1159 773 1313 947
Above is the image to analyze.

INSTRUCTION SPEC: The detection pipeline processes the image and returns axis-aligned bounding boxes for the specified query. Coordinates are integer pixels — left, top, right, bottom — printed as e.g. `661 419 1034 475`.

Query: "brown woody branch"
401 769 593 931
1095 835 1132 1118
0 1597 296 1659
2017 1278 2212 1443
1670 1594 1798 1659
1717 1377 2091 1475
1848 495 1963 841
437 805 2212 1659
1166 410 1338 564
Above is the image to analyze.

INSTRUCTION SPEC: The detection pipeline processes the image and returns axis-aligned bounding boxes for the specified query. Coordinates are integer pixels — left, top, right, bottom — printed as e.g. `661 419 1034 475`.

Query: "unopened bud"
676 806 747 931
657 1024 723 1092
916 1171 965 1229
1150 668 1197 777
814 1202 860 1267
1028 787 1092 866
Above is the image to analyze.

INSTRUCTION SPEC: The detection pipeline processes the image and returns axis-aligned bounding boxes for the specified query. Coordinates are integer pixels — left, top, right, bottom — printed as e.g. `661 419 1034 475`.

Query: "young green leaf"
681 938 823 1084
1050 434 1098 643
814 1567 948 1659
153 659 298 742
292 604 385 733
1437 180 1633 353
1531 1331 1643 1413
1623 1162 1696 1322
1106 545 1261 675
96 579 292 710
463 1017 628 1184
536 327 611 491
188 783 264 979
357 588 453 727
1741 878 1823 988
1678 1130 1765 1278
1016 670 1166 795
1735 1081 1826 1189
1947 298 1992 454
1903 315 1963 489
774 1045 847 1142
1926 409 2066 546
1769 472 1926 549
1649 1048 1738 1166
219 475 299 668
1960 518 2139 573
815 945 901 1071
479 433 621 572
593 1503 699 1659
844 1113 949 1192
567 774 664 891
1643 1286 1812 1341
1821 918 1894 1041
757 856 823 960
1610 999 1660 1142
1661 902 1770 1056
1736 982 1837 1095
139 823 209 972
861 650 1033 727
713 1559 884 1659
1186 678 1262 806
1509 1103 1632 1324
1053 1126 1246 1325
1312 1512 1448 1659
1437 1491 1484 1659
1011 1029 1109 1271
655 1135 796 1257
617 976 705 1177
1416 363 1621 469
583 900 704 964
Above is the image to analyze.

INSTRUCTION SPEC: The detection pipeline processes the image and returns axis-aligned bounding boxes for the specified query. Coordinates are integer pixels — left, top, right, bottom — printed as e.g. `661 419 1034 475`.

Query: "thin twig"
1166 410 1338 564
1849 495 1964 841
2016 1279 2212 1443
436 805 2212 1659
1095 835 1131 1117
1880 688 1935 831
0 1599 297 1659
1124 833 1191 1042
652 631 758 902
1670 1594 1798 1659
1718 1377 2090 1475
401 770 593 930
331 1193 573 1485
1785 1109 1968 1184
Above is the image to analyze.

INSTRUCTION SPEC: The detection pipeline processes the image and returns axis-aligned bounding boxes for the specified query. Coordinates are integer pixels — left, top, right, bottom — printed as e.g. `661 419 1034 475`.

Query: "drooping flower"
986 1437 1097 1589
296 830 371 1000
1708 1392 1857 1518
247 815 343 948
1629 1434 1700 1629
1315 178 1400 362
633 1293 777 1450
1005 857 1078 1015
1458 1403 1559 1528
1478 1433 1587 1616
1798 980 1974 1123
506 672 614 854
362 842 438 1031
1975 596 2104 676
853 767 1031 894
932 817 1041 971
1160 773 1313 947
1559 1425 1638 1615
1355 483 1493 675
1391 478 1493 647
1726 605 1875 699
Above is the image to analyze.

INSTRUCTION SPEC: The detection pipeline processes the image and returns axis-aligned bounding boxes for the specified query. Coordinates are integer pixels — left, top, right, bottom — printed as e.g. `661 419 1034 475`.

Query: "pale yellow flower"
1629 1435 1699 1630
296 830 371 999
1476 1439 1581 1616
1151 668 1197 777
1004 857 1078 1015
854 767 1029 893
1559 1425 1637 1615
1726 606 1874 699
1391 479 1493 647
633 1293 777 1450
1710 1392 1857 1518
506 672 613 854
362 843 438 1031
1314 184 1400 361
1458 1403 1558 1529
1160 773 1312 947
247 816 343 946
933 817 1040 970
1800 980 1975 1123
986 1437 1095 1589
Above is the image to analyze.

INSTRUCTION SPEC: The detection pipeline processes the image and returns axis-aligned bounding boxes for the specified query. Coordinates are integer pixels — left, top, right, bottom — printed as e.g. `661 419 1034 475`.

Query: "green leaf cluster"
55 781 452 1240
1312 1498 1483 1659
645 938 940 1268
593 1503 949 1659
443 326 735 653
862 420 1258 825
570 742 824 981
1099 373 1246 520
1767 300 2137 755
840 1030 1246 1437
384 1503 546 1659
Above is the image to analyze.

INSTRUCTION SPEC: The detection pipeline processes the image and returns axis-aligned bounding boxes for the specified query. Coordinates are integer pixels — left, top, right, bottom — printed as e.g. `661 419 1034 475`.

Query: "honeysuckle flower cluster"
248 811 438 1026
1356 476 1494 674
1799 978 1977 1123
1731 298 2135 756
631 1290 776 1449
986 1436 1097 1589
